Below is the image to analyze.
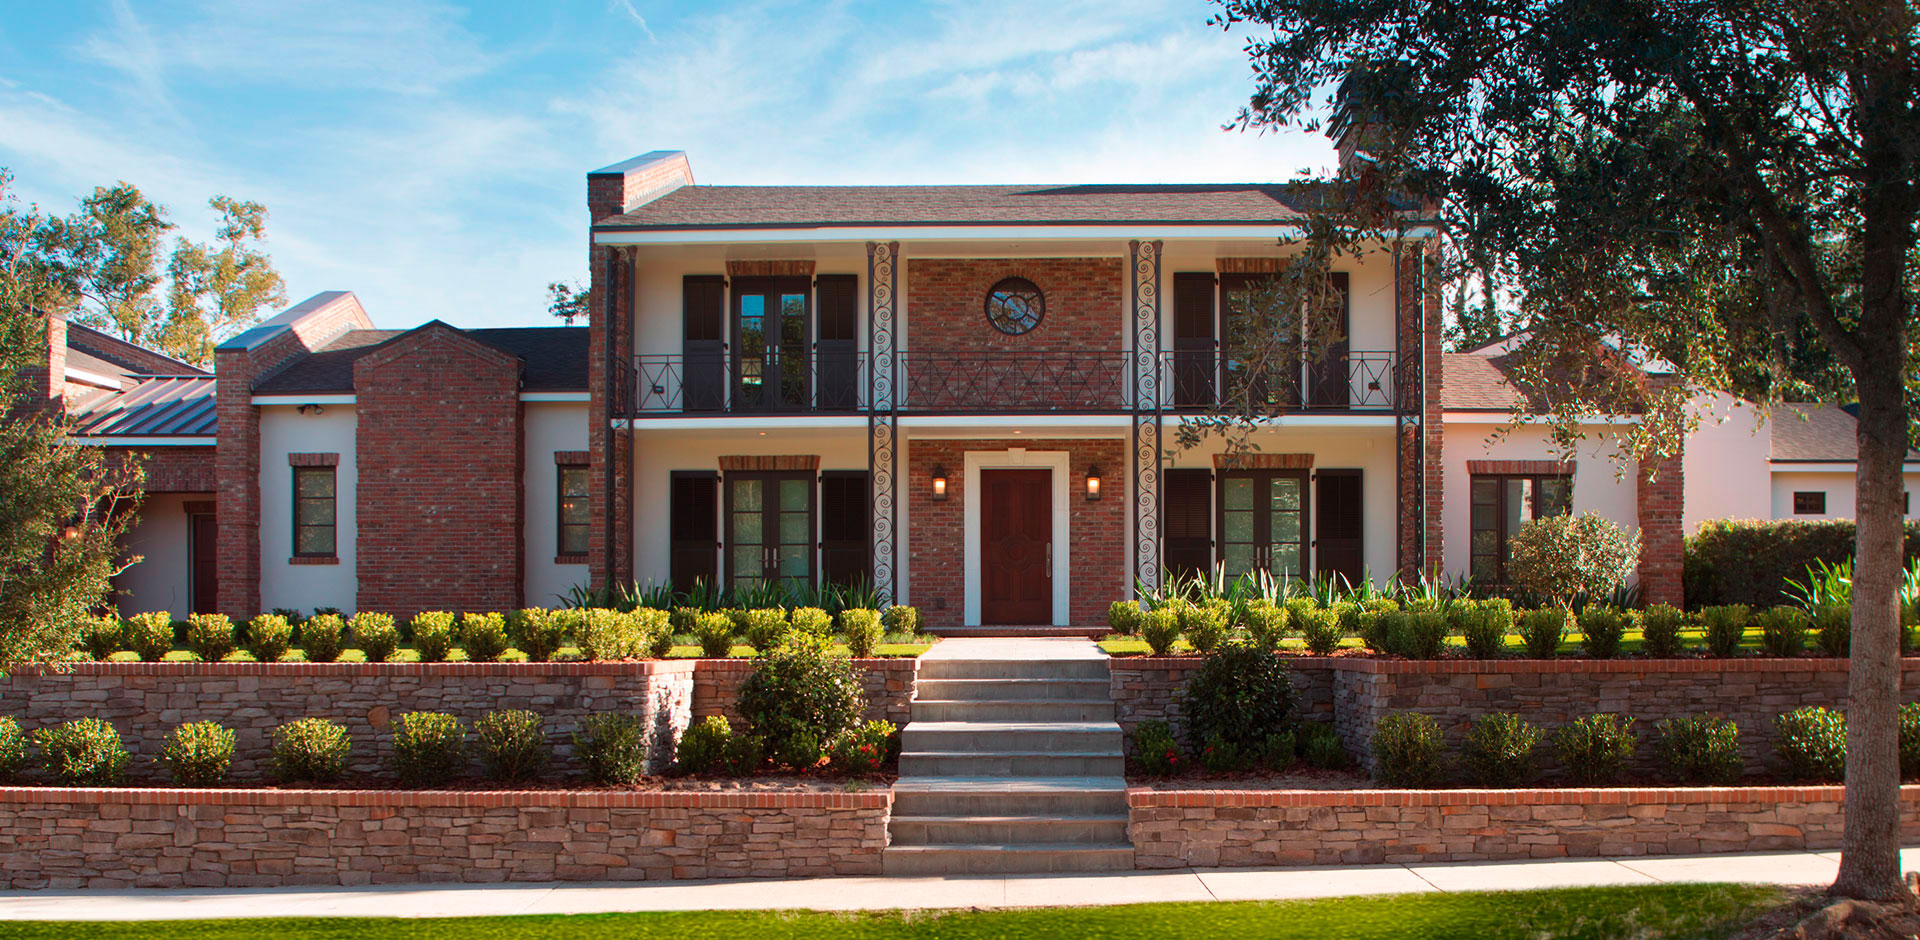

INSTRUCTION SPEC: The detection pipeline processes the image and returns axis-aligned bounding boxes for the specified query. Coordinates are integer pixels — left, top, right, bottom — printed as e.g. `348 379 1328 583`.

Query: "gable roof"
1440 353 1527 411
253 325 588 394
69 375 217 437
1770 403 1920 463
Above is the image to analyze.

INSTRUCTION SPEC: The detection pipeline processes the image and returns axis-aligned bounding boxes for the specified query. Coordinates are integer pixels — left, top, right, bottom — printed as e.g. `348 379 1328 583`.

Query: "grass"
96 636 936 664
0 884 1784 940
1101 625 1770 658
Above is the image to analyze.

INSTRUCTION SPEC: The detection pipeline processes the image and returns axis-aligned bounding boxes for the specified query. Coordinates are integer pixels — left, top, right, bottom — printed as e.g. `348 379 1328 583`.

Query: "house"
1682 396 1920 527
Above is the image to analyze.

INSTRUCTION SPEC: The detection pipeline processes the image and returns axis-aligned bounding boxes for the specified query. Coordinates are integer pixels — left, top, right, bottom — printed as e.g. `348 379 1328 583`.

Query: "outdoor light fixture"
1085 464 1103 501
60 525 81 541
931 465 949 501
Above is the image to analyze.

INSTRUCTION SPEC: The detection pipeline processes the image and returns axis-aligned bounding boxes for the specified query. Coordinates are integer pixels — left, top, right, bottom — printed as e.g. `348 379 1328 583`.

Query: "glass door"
725 472 814 592
1218 470 1310 582
732 277 811 412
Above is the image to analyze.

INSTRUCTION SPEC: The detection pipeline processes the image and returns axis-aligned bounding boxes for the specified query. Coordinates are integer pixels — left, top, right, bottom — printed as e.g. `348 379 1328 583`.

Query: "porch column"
1393 239 1443 577
1129 239 1164 593
867 241 901 604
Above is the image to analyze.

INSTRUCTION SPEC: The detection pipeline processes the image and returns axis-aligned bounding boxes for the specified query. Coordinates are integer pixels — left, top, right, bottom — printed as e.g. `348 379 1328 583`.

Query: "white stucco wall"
258 404 358 614
1770 469 1920 521
114 492 193 619
523 402 591 607
629 247 873 360
1681 392 1773 532
1440 421 1641 581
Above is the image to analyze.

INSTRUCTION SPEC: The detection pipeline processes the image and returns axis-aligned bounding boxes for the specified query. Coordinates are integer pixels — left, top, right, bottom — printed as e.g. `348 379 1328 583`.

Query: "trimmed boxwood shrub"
1298 606 1343 655
1518 608 1570 658
636 608 674 659
692 611 736 658
411 611 458 662
790 607 833 639
839 608 882 658
1176 643 1296 755
740 608 791 653
1241 601 1287 650
272 717 351 783
185 613 235 662
475 709 547 782
676 715 734 775
1138 607 1181 656
1370 712 1444 786
159 721 236 786
880 605 921 637
125 611 175 662
245 614 293 662
1757 607 1811 657
350 612 400 663
1656 715 1742 784
299 614 347 663
0 716 28 781
390 711 467 786
1455 601 1510 660
34 718 130 785
1462 712 1540 787
737 635 864 770
460 612 510 663
1776 705 1846 782
1107 600 1144 637
1699 605 1748 657
508 608 570 662
79 615 124 660
1578 607 1630 660
1684 518 1920 608
578 608 644 660
1552 714 1637 785
1405 611 1449 660
1640 604 1686 658
575 713 648 784
1129 719 1181 776
1176 601 1230 654
1299 722 1350 769
1815 604 1852 657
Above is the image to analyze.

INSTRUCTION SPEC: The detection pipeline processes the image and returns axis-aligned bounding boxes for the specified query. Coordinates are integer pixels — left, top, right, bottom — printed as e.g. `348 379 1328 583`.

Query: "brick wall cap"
0 785 890 810
1127 783 1920 808
8 660 701 677
1107 654 1917 674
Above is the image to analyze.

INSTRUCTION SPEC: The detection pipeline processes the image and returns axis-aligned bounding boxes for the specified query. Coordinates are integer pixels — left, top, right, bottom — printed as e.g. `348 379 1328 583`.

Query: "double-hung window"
293 466 337 558
558 465 590 557
1469 474 1572 583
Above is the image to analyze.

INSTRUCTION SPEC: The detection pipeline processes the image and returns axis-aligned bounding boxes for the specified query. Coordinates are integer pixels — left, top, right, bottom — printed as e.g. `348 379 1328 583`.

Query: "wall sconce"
931 465 949 501
1085 464 1103 501
297 403 326 415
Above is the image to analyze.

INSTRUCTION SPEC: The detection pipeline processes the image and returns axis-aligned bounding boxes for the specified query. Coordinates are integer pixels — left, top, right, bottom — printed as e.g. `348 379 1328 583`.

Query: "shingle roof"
254 326 588 394
595 183 1410 230
69 376 217 437
1440 353 1527 411
1770 403 1920 462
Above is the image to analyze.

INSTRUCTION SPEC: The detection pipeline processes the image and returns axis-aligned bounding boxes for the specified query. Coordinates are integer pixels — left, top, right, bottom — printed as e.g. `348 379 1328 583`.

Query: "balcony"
612 349 1400 418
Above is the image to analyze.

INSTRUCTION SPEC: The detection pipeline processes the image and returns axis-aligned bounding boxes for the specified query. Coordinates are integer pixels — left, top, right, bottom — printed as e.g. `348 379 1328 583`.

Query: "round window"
984 277 1045 335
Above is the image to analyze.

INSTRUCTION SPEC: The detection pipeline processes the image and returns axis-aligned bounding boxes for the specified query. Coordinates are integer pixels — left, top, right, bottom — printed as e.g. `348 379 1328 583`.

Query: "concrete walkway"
1 848 1906 921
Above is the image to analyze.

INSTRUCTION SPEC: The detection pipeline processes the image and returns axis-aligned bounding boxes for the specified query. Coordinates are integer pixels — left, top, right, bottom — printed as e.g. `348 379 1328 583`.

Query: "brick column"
1637 375 1686 606
214 346 262 619
1394 240 1444 576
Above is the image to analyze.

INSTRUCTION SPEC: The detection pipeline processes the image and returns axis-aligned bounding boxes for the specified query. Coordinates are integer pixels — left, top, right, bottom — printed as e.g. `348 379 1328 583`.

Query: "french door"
732 277 811 412
724 472 814 592
1217 470 1310 582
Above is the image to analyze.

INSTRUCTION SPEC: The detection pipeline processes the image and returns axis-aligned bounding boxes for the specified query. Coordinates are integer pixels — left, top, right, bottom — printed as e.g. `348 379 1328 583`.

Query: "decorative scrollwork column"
1130 239 1163 593
867 241 900 604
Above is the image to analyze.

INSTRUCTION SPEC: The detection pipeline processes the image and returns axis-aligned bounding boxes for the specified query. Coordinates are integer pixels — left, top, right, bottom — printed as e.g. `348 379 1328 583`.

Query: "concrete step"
915 659 1111 682
882 843 1134 875
890 776 1129 816
901 721 1122 754
915 677 1112 702
898 750 1125 777
911 699 1115 723
889 814 1130 846
929 625 1108 638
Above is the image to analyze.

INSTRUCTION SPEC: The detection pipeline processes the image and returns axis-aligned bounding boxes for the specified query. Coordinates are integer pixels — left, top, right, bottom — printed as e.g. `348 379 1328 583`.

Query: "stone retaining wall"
1110 659 1335 753
1130 785 1920 869
0 787 891 889
693 658 917 728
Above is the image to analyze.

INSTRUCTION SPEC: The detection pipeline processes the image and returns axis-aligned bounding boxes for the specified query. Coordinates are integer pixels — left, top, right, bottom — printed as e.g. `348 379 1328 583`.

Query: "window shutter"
1308 272 1351 407
1314 469 1363 586
683 275 725 411
816 275 860 411
1162 468 1212 579
1171 273 1216 408
670 471 719 590
819 470 870 588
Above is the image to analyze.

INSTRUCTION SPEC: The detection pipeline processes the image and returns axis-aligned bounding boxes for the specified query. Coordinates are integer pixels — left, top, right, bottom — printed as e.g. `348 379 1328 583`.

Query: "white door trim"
963 449 1071 626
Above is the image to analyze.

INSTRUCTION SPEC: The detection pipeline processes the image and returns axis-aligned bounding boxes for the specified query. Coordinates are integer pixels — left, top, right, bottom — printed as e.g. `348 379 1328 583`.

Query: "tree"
43 183 172 343
160 196 287 365
0 169 142 671
547 280 589 325
1211 0 1917 901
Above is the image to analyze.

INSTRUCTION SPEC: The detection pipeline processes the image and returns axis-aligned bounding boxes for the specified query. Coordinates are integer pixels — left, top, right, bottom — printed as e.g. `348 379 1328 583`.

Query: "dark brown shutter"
819 471 870 588
670 471 718 590
683 275 725 411
816 275 859 411
1162 468 1212 580
1309 272 1351 407
1172 272 1216 408
1315 469 1363 586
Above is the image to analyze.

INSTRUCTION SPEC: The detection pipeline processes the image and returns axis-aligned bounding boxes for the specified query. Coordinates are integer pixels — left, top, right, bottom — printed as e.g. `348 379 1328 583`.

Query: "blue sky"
0 1 1338 330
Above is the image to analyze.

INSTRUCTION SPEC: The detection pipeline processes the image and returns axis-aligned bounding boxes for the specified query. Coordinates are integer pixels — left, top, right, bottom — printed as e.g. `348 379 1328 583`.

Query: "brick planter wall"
0 787 890 889
691 658 917 728
1130 785 1920 869
0 661 696 781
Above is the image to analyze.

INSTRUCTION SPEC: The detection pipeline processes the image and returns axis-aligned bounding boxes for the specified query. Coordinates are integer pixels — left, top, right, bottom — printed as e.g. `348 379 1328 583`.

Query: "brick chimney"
1329 66 1404 176
587 151 694 223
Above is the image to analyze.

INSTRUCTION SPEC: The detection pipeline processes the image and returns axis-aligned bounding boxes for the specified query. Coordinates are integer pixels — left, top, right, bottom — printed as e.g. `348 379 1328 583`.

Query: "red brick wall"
353 325 524 614
111 447 216 493
1638 376 1686 606
1395 242 1444 575
907 258 1125 354
906 438 1126 627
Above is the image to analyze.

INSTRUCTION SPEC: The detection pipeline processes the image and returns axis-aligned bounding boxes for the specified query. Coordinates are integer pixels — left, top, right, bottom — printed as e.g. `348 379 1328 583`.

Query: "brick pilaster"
1395 240 1443 577
1637 375 1686 607
214 346 262 619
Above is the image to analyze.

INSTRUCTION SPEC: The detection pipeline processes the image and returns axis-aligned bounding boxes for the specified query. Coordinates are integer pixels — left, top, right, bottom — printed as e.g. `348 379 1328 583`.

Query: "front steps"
884 639 1132 875
928 625 1108 638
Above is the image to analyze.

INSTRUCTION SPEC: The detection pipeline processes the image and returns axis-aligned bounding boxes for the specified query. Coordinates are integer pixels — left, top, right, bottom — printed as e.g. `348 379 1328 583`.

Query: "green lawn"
0 884 1784 940
1101 626 1767 658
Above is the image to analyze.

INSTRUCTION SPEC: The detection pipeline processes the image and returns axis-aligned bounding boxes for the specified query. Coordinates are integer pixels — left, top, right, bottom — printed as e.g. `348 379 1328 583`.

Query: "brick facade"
110 447 216 493
353 325 524 614
1637 376 1687 606
907 257 1125 355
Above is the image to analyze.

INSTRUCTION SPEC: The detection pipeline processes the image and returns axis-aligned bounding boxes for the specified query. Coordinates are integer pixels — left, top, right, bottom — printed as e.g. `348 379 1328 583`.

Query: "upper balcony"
612 348 1403 419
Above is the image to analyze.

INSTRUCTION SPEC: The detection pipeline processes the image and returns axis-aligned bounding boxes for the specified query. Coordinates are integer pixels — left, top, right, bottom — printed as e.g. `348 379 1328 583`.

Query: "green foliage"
1255 729 1296 769
676 715 735 775
271 717 350 783
33 717 129 784
574 713 648 784
1299 722 1350 769
740 608 791 653
1901 703 1920 780
1462 712 1540 787
1405 611 1449 660
389 712 467 786
159 721 235 786
1298 606 1343 655
1784 558 1854 613
350 612 399 663
880 606 920 637
578 608 643 660
829 720 898 774
839 608 883 658
1552 715 1637 786
1456 602 1511 659
1685 520 1920 608
1757 607 1811 657
1640 605 1686 658
1518 608 1569 658
1241 601 1287 649
78 615 124 660
737 635 865 769
299 614 346 663
1176 643 1297 754
1698 605 1748 658
692 611 736 658
1775 706 1846 782
636 608 674 659
1138 607 1182 656
410 611 457 662
0 716 24 781
1656 716 1743 784
459 612 509 663
474 710 547 782
183 613 235 662
244 614 292 662
789 607 833 639
1176 602 1229 654
1130 719 1181 776
1200 733 1250 773
1370 712 1445 787
1578 607 1630 660
1358 608 1402 655
1815 603 1852 657
1506 514 1641 607
125 611 175 661
669 607 700 636
1107 600 1144 636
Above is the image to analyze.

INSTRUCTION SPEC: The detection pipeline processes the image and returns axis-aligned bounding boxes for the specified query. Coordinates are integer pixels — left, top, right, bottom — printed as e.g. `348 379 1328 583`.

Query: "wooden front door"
980 469 1052 625
189 511 218 615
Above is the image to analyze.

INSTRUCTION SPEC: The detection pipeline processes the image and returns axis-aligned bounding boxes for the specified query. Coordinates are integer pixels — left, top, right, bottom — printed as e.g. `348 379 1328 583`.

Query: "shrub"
1902 703 1920 780
1370 712 1444 787
1138 608 1182 656
1241 602 1288 650
411 611 458 662
737 635 865 770
692 611 736 658
1579 607 1629 660
506 608 567 662
880 606 920 637
741 608 792 653
1299 722 1350 769
388 712 467 786
1757 607 1811 657
636 608 674 659
1298 607 1344 655
474 710 547 782
1360 609 1409 656
1333 602 1365 639
840 608 883 657
126 611 175 661
271 717 351 782
829 720 898 774
1552 714 1637 785
1255 729 1296 769
159 721 236 786
1508 512 1641 606
1518 607 1570 658
722 732 766 776
1200 734 1250 773
299 614 347 663
1130 719 1181 775
183 613 235 662
676 715 734 775
579 608 644 660
1174 602 1228 654
350 612 400 663
1640 604 1686 658
245 614 293 662
78 615 124 660
1462 712 1540 787
669 607 700 636
1107 600 1144 636
1684 518 1920 608
1177 643 1297 754
0 717 24 781
574 713 648 784
1815 603 1852 657
1656 715 1743 784
790 607 833 639
1776 706 1846 782
33 718 130 785
1457 602 1511 659
1699 605 1749 658
460 612 510 663
1405 611 1449 660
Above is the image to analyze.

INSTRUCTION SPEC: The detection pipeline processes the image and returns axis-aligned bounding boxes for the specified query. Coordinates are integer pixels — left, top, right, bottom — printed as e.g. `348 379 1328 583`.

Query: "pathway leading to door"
885 637 1131 875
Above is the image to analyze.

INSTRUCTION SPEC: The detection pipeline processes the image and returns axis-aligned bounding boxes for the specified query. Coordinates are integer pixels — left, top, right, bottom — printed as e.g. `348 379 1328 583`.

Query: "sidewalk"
2 848 1904 921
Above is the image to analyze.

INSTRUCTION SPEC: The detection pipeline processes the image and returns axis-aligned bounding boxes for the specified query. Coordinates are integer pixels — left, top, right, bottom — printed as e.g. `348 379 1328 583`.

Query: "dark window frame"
557 464 590 557
1215 469 1312 583
292 466 337 559
1469 473 1573 584
722 470 817 592
1793 491 1827 515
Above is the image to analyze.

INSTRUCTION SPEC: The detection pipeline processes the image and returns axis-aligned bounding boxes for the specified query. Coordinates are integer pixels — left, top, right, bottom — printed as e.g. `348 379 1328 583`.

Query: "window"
1794 491 1827 515
725 471 814 591
293 466 337 557
985 277 1044 335
558 465 590 557
1469 474 1572 583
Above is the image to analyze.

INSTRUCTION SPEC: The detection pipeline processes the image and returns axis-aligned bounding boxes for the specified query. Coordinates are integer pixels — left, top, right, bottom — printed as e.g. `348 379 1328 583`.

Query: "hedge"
1683 519 1920 609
